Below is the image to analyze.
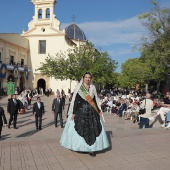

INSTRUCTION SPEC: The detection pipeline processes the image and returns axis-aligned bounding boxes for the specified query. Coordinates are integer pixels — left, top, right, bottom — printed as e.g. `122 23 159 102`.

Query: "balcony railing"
0 62 31 72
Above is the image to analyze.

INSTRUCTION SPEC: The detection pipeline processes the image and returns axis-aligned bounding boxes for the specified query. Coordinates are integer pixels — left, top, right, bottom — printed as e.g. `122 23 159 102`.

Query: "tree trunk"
145 83 148 92
70 80 72 92
157 81 160 93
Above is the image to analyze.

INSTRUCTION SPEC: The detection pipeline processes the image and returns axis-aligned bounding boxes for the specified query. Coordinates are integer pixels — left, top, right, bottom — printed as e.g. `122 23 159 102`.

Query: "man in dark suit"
52 94 64 128
33 97 45 130
0 107 7 138
7 94 20 129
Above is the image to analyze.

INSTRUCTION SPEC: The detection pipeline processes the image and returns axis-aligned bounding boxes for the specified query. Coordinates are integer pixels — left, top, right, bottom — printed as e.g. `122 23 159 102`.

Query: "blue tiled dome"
65 23 86 41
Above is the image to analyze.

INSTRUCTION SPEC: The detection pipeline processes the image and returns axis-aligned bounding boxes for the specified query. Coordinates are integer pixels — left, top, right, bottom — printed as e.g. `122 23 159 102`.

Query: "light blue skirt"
60 114 110 152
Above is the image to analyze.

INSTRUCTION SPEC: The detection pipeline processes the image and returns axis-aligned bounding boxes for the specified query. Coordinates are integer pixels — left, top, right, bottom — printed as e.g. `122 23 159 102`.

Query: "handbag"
20 109 25 114
139 99 146 115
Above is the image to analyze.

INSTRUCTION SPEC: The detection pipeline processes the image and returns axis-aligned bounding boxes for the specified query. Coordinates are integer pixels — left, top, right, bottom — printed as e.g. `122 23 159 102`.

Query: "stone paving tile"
1 95 170 170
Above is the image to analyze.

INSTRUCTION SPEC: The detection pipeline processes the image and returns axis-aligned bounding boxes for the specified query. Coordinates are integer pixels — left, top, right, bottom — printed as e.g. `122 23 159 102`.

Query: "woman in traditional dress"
60 72 109 157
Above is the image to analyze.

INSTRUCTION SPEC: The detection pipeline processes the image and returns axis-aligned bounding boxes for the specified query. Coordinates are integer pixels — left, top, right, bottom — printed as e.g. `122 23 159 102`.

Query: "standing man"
52 94 64 128
0 106 7 138
139 93 153 129
7 94 20 129
33 97 45 130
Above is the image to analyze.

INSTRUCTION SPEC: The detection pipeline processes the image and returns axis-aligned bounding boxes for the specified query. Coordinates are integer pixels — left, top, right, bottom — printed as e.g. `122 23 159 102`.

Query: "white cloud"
108 49 133 57
61 15 146 67
61 16 146 47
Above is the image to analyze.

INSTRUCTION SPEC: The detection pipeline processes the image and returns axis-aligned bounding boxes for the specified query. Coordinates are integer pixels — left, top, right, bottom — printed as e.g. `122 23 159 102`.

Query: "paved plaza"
0 95 170 170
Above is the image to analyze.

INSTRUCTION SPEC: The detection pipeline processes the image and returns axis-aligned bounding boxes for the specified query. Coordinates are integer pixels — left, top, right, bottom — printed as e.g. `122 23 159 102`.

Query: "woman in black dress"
60 72 109 157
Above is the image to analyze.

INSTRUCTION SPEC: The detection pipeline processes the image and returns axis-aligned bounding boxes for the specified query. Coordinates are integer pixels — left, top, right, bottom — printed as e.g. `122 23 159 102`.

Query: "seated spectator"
111 100 118 115
98 94 104 106
154 92 170 127
131 102 140 123
165 111 170 129
106 98 113 113
101 96 108 112
118 99 127 117
125 99 133 120
49 88 52 95
26 91 32 106
115 98 121 114
153 98 159 109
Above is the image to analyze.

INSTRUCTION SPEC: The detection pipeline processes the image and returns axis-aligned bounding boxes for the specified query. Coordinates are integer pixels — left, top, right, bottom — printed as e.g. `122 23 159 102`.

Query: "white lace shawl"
68 79 101 116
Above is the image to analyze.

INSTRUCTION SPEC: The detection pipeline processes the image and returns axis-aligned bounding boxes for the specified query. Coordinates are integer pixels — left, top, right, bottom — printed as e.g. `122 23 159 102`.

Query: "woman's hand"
99 111 103 117
71 114 75 120
99 111 105 122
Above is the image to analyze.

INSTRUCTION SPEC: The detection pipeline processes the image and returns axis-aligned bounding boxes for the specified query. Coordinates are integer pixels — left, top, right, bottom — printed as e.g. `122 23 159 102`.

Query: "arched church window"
46 8 50 18
38 9 42 19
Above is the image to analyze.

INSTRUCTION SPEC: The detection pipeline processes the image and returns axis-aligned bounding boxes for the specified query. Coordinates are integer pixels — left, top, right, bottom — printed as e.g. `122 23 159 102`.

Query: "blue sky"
0 0 170 72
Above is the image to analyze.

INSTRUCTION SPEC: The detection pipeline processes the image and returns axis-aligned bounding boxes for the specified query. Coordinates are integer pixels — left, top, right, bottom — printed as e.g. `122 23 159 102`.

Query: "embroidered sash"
79 85 99 113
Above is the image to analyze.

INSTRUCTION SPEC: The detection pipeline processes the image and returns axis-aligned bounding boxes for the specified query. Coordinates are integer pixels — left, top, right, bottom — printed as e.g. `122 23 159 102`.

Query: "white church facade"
0 0 87 95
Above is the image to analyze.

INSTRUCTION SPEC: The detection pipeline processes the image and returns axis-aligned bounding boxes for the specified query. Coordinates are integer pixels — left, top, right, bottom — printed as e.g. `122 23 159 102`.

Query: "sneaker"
161 123 165 128
165 125 170 129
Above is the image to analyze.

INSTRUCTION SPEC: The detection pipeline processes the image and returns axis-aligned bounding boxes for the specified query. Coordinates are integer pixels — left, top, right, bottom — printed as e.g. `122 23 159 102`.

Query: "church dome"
65 23 86 41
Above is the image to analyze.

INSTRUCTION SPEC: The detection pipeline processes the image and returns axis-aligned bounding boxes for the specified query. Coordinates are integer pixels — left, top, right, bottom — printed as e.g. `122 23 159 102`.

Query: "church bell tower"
22 0 62 36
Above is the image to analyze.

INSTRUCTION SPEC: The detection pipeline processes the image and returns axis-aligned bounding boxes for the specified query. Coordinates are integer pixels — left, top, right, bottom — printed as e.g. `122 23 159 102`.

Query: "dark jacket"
119 103 127 111
0 107 7 127
118 103 127 116
7 99 20 115
33 102 45 116
52 98 63 113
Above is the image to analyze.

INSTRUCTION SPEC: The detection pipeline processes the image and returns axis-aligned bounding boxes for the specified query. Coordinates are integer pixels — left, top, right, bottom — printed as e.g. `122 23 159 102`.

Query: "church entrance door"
7 75 14 82
20 76 25 90
37 79 46 94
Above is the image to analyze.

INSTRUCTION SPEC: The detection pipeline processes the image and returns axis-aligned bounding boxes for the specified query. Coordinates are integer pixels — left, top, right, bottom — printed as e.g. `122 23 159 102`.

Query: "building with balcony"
0 0 87 95
0 34 30 94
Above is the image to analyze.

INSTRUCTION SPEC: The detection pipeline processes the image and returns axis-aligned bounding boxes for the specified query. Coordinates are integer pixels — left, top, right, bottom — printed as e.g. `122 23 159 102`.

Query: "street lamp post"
145 74 151 92
166 63 170 92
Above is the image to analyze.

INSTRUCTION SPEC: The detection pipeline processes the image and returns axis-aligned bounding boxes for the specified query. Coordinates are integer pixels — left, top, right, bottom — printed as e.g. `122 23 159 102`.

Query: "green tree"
140 40 168 91
138 0 170 42
38 42 118 85
120 58 151 89
138 0 170 91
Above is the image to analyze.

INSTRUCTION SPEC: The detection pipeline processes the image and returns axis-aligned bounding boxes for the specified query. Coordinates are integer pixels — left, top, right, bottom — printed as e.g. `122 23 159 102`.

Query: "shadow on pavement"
16 119 52 137
0 134 11 140
17 119 32 124
16 130 39 137
18 120 35 128
42 121 54 128
18 118 47 128
18 114 33 119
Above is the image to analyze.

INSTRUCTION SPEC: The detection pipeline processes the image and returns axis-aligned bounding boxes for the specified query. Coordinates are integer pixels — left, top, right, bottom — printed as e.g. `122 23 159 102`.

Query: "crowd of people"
0 87 66 137
98 88 170 129
1 79 170 157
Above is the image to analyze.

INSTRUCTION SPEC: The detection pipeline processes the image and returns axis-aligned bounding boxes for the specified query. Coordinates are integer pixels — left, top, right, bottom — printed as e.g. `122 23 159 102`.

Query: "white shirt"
37 102 41 109
107 101 113 107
